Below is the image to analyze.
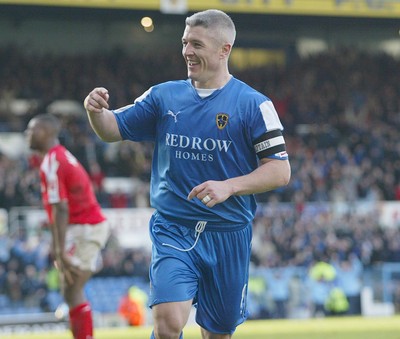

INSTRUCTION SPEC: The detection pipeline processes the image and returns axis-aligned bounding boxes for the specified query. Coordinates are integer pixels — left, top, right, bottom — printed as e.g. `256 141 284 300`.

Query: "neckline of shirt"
194 75 233 98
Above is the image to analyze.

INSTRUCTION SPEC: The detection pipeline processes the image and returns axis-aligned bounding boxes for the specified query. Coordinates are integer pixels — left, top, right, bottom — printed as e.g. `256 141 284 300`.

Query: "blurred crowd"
252 204 400 269
0 46 400 315
0 227 151 313
0 46 399 210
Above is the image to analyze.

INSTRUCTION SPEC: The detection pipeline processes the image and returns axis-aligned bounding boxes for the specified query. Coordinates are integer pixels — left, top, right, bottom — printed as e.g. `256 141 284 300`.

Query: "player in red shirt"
26 114 110 339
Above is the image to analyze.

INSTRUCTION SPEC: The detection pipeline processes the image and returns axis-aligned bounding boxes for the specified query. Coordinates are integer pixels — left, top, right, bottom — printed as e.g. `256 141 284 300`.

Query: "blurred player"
26 114 110 339
84 9 290 339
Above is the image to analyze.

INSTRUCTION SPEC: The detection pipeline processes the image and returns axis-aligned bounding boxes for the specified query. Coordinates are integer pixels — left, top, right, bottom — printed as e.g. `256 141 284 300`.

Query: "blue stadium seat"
0 295 10 308
85 276 149 314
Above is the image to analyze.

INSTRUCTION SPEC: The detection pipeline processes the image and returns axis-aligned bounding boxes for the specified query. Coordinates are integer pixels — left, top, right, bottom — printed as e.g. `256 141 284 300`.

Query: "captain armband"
253 129 287 159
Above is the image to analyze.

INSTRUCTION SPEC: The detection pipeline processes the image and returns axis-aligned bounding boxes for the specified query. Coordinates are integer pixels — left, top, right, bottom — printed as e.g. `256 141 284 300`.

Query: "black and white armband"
253 129 287 159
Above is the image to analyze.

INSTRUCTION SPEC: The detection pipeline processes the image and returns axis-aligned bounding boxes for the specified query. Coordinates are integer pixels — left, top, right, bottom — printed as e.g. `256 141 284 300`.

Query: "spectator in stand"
118 285 148 326
263 267 294 319
4 270 22 303
25 113 111 339
20 264 46 307
109 189 131 208
332 254 363 315
0 262 7 294
87 160 107 204
307 259 336 317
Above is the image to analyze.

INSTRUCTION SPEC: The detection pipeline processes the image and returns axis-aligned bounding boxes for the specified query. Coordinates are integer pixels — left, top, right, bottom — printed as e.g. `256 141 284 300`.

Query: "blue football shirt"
113 77 288 228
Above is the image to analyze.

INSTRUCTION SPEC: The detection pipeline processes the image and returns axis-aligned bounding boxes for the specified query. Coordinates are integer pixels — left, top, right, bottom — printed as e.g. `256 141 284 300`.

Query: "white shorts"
65 220 111 272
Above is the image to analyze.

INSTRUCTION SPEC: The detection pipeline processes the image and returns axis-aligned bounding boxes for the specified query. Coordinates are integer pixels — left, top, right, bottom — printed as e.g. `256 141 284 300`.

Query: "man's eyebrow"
182 38 203 45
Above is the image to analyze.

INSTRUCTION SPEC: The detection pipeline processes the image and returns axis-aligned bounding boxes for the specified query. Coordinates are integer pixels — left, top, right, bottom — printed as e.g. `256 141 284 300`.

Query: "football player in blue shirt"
84 9 291 339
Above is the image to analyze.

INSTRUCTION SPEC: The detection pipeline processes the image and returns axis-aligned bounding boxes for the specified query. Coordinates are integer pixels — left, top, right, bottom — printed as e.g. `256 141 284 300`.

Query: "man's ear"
220 43 232 59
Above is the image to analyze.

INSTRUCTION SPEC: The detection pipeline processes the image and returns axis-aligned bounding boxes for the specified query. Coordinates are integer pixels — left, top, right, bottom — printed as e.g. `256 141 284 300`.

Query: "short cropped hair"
185 9 236 46
33 113 61 135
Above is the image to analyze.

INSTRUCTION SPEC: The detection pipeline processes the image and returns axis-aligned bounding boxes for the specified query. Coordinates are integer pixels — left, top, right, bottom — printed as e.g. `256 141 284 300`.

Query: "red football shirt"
40 145 106 225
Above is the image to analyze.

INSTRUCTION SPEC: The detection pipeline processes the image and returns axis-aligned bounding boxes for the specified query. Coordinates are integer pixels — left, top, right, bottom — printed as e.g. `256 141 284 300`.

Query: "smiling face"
182 25 231 89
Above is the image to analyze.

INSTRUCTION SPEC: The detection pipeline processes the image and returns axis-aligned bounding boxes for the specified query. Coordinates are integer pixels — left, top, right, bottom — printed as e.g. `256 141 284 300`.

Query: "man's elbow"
281 171 291 187
278 160 291 187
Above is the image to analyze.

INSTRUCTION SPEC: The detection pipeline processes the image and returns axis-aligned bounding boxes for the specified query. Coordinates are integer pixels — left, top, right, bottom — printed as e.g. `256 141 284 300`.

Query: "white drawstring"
162 221 207 252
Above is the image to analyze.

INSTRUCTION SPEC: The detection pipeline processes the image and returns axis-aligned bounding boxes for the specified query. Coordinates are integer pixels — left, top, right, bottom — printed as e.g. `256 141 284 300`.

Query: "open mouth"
187 60 199 67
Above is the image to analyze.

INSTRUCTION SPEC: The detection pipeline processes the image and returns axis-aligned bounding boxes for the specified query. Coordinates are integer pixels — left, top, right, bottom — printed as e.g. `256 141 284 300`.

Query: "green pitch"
3 316 400 339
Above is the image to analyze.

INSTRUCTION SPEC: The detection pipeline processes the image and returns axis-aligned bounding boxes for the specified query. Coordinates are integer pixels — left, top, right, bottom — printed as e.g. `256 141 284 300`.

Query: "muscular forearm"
188 158 291 207
84 87 122 142
226 159 291 196
86 109 122 142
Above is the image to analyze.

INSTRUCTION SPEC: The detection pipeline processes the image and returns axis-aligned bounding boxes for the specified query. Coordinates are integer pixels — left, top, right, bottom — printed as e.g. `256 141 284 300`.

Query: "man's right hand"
84 87 110 114
84 87 122 142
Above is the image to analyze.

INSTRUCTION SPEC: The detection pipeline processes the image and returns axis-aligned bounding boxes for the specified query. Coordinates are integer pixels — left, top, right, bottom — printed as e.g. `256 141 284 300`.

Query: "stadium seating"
85 277 149 314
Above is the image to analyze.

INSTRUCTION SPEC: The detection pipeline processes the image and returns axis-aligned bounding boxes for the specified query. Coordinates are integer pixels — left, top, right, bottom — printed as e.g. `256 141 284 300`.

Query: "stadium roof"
1 0 400 19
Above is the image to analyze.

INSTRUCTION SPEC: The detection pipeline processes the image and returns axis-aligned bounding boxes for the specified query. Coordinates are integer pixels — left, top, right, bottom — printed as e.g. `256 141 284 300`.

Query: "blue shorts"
148 211 252 334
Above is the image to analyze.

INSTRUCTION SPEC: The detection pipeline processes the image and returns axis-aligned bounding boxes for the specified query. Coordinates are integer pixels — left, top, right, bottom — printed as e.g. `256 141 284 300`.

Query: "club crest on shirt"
216 113 229 130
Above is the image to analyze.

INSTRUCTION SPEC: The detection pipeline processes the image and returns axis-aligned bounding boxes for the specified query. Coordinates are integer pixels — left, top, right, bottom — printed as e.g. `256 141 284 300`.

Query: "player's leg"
64 269 94 339
195 224 252 338
63 269 92 307
151 300 193 338
63 222 110 339
149 212 200 339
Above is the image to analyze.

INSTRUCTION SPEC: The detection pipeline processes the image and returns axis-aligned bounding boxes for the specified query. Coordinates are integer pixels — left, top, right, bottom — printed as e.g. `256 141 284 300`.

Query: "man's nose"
183 44 194 56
